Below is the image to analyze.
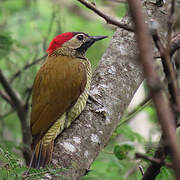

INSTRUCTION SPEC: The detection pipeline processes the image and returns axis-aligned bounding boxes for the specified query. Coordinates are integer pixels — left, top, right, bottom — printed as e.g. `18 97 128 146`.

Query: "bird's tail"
29 115 66 169
29 140 54 169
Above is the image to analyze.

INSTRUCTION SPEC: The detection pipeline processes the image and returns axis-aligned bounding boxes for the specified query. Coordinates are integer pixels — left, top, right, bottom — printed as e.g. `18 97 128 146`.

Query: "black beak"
89 35 108 42
85 35 108 48
76 35 108 54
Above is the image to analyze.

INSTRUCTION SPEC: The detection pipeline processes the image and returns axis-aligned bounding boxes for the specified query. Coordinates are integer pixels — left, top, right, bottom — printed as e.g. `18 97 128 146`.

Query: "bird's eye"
77 35 84 41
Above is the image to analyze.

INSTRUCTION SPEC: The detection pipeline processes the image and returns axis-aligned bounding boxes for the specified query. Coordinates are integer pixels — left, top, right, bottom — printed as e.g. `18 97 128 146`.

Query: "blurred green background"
0 0 175 179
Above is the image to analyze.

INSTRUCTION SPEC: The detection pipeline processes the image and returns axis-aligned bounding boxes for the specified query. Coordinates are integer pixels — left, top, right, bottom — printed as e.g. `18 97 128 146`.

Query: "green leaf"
115 4 127 18
113 143 134 160
177 127 180 144
0 32 13 59
145 105 158 123
156 167 175 180
115 124 144 143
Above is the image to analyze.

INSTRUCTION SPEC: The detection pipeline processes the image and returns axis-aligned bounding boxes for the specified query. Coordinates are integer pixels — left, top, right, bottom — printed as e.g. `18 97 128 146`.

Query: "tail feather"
29 116 65 169
44 141 53 166
29 140 54 169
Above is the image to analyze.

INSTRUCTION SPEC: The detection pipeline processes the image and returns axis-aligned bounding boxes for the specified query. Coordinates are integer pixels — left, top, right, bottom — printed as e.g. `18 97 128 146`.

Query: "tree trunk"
43 1 169 179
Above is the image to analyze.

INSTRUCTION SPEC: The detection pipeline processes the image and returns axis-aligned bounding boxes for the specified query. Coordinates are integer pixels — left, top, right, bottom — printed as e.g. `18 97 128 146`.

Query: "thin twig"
174 51 180 72
142 136 169 180
0 69 31 164
152 30 180 120
123 162 141 178
128 0 180 179
171 33 180 56
144 27 180 180
109 0 127 3
77 0 134 32
0 70 22 109
0 90 14 107
0 109 15 119
24 11 55 108
167 0 175 53
10 8 54 84
118 96 152 126
42 9 56 51
10 54 47 83
136 153 172 168
25 87 33 110
139 165 144 176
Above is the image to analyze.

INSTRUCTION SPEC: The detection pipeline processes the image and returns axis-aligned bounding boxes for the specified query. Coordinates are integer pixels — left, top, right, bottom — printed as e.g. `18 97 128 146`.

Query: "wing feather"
31 55 87 140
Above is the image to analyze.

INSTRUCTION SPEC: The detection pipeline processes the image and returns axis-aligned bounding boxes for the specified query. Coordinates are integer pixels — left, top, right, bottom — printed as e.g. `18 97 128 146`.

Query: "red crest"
47 32 74 55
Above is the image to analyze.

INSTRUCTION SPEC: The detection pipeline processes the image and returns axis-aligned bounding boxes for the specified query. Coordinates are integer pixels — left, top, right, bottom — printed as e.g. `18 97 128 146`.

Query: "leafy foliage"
0 0 176 179
0 0 113 142
0 32 13 59
0 144 68 180
156 167 175 180
0 0 115 179
113 143 135 160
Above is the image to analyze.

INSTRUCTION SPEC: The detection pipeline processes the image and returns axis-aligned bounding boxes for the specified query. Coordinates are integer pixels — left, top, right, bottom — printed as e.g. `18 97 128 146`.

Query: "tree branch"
151 29 180 118
0 109 15 119
0 90 14 107
142 136 168 180
0 70 22 109
167 0 175 53
42 9 56 51
24 87 33 110
118 95 151 126
35 1 172 179
136 153 172 168
171 33 180 56
0 69 31 164
128 0 180 179
143 2 180 178
10 54 47 83
77 0 134 32
40 16 142 179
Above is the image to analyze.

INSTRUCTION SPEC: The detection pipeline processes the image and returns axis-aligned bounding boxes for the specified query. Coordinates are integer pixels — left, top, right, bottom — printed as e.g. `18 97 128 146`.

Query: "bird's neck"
49 46 86 59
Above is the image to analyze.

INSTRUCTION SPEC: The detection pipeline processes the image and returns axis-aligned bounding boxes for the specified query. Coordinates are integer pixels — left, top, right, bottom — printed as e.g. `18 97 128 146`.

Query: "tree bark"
0 70 31 164
46 18 143 180
42 2 169 180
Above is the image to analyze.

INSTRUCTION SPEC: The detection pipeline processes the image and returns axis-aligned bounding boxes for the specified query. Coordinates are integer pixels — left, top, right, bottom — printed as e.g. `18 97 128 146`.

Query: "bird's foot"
88 93 103 106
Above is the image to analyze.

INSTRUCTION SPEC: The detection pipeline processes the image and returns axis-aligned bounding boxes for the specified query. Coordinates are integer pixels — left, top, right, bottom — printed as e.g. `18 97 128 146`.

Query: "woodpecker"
30 32 107 168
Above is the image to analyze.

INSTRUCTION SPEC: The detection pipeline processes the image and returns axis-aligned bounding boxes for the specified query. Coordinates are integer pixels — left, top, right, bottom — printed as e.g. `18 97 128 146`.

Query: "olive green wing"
30 56 87 140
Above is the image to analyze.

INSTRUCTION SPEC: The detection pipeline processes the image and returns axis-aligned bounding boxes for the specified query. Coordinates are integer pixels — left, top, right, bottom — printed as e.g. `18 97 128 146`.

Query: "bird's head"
47 32 107 58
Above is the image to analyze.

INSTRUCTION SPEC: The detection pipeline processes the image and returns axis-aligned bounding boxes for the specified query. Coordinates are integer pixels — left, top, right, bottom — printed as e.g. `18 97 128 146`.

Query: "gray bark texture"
43 2 169 180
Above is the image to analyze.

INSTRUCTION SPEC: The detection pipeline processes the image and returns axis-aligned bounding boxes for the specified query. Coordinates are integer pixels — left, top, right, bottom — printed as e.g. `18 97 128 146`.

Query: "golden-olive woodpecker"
30 32 107 168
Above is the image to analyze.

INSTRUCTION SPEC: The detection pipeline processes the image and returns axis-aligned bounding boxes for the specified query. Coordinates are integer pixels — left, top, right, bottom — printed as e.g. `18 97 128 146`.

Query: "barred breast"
42 58 91 145
66 58 92 127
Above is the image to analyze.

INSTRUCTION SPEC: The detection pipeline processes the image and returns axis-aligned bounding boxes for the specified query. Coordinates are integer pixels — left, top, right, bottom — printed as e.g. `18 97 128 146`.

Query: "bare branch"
142 137 168 180
77 0 134 32
171 33 180 56
0 69 31 164
42 9 56 51
10 6 53 84
128 0 180 179
109 0 127 3
167 0 175 52
136 153 172 168
24 87 33 110
139 165 144 176
0 90 14 107
152 29 180 119
41 15 143 179
10 54 47 83
118 95 151 126
0 70 22 109
0 109 15 119
174 51 180 72
143 18 180 180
